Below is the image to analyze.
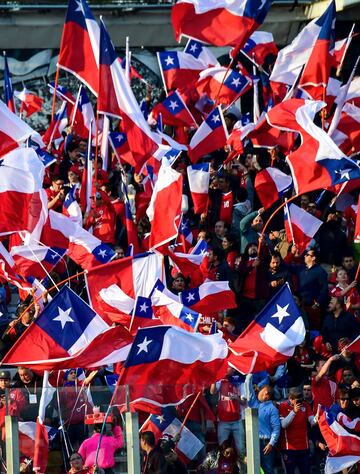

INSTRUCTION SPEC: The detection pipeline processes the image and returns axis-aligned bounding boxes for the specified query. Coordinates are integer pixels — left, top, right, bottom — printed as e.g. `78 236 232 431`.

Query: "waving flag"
147 164 183 250
152 289 200 332
188 106 228 163
3 51 15 113
141 409 204 462
157 51 206 93
122 184 140 255
58 0 99 95
284 203 322 254
19 421 57 460
242 31 278 66
270 2 337 102
108 131 135 167
196 66 251 106
72 86 95 138
332 103 360 156
229 284 305 373
0 242 32 291
266 99 360 193
10 244 66 280
0 147 46 236
0 100 44 157
42 101 68 148
254 167 293 209
86 253 164 325
179 281 236 314
183 38 218 67
172 0 272 50
41 211 115 270
16 87 43 117
98 19 157 170
176 217 194 253
346 335 360 354
298 0 336 100
318 408 360 474
2 286 109 366
152 91 197 128
187 163 210 214
63 187 83 226
121 325 228 405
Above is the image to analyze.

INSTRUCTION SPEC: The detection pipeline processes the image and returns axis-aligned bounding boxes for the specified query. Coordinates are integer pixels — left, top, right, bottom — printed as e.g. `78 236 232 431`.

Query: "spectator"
206 248 233 283
0 370 26 416
68 453 92 474
239 207 266 254
46 176 66 211
221 234 238 270
140 431 167 474
211 220 227 250
267 251 292 297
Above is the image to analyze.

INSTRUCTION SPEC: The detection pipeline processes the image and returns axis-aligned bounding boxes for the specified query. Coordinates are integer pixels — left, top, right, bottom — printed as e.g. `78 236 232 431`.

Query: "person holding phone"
279 388 317 474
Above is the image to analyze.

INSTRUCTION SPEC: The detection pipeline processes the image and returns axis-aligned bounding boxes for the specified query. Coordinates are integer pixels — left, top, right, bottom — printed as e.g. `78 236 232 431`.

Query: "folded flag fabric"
187 163 210 214
16 87 43 117
0 242 32 291
10 244 66 280
152 90 197 128
242 31 278 66
228 284 305 373
179 281 237 314
284 203 322 254
19 421 58 459
254 167 293 209
183 38 218 68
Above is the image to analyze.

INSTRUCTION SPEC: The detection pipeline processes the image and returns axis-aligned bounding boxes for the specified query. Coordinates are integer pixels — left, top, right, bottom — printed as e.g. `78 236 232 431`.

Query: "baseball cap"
0 370 11 380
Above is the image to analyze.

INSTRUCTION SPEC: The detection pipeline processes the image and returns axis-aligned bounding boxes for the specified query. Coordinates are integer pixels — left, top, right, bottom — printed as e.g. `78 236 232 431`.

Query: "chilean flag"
16 87 43 117
71 86 95 138
242 31 278 66
0 147 46 236
147 164 183 250
141 409 204 462
108 131 135 167
152 289 200 332
19 421 58 461
10 244 66 280
86 253 164 325
172 0 272 50
188 106 228 163
63 186 83 226
0 242 32 292
41 210 115 270
196 66 251 106
228 284 305 373
254 167 292 209
183 38 218 68
179 281 236 314
266 99 360 193
152 91 197 128
176 217 194 253
98 19 158 171
42 101 68 148
58 0 99 96
157 51 205 93
298 0 336 100
121 325 228 405
332 103 360 156
284 203 322 255
346 335 360 354
2 285 109 365
3 51 15 113
318 408 360 474
187 163 210 214
0 100 44 157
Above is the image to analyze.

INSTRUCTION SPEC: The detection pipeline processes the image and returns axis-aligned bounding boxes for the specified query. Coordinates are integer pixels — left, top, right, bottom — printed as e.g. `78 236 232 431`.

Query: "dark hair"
223 316 236 327
210 247 225 262
270 251 282 261
67 142 79 153
141 431 156 447
93 424 102 433
52 175 64 183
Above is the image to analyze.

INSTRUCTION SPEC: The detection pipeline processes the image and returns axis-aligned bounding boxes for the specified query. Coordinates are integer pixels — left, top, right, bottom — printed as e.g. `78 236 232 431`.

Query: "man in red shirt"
279 388 316 473
84 191 117 245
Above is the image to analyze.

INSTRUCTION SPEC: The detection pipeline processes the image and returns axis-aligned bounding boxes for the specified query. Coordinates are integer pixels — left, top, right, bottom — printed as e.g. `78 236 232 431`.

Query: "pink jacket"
78 426 124 469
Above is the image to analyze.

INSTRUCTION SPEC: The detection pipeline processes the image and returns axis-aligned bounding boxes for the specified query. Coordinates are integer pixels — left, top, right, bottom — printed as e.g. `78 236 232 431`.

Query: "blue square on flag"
184 39 204 59
124 326 169 367
180 288 200 307
159 52 180 71
206 108 223 130
133 297 153 319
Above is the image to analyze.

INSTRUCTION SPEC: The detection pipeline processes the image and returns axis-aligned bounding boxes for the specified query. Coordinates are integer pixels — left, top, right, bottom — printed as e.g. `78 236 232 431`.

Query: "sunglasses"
339 398 349 401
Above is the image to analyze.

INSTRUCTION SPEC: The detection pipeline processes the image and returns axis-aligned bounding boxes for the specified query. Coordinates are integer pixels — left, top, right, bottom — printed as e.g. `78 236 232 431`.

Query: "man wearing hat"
0 370 26 416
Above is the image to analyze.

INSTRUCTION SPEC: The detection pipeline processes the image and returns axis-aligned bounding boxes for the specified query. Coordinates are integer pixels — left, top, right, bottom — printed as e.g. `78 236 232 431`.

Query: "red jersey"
219 192 233 225
279 401 313 450
312 376 337 409
45 186 63 212
85 203 117 244
216 379 242 422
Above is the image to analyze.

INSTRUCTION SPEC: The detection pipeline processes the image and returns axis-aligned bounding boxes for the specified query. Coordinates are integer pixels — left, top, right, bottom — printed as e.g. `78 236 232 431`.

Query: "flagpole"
284 198 295 245
24 244 60 291
125 36 131 83
51 66 60 122
257 193 300 255
70 84 82 127
336 23 355 77
177 390 202 437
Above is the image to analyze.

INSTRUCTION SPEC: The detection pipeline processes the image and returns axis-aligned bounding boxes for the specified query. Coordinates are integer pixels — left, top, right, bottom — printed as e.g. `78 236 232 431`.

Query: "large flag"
195 66 251 106
0 100 44 157
16 87 43 117
242 31 278 66
318 408 360 474
98 19 158 170
2 286 109 366
270 2 337 102
41 211 115 270
228 284 305 373
254 167 293 209
284 203 322 254
188 106 228 163
157 51 206 93
120 325 228 405
298 0 336 100
19 421 57 461
183 38 218 67
152 91 197 128
187 163 210 214
86 253 164 325
3 51 15 113
58 0 99 95
71 85 95 138
147 164 183 250
346 335 360 354
0 147 46 236
265 99 360 193
172 0 272 50
179 281 237 314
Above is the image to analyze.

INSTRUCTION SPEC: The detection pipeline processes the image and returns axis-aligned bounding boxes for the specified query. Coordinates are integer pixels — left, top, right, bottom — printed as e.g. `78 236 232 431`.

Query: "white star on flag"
186 293 195 302
74 0 84 14
231 77 241 89
165 56 174 66
271 304 290 324
156 415 165 423
53 307 75 329
98 249 107 259
185 313 194 322
139 302 148 313
137 336 152 355
337 169 352 180
211 114 220 123
190 43 198 53
116 134 125 144
169 100 179 111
